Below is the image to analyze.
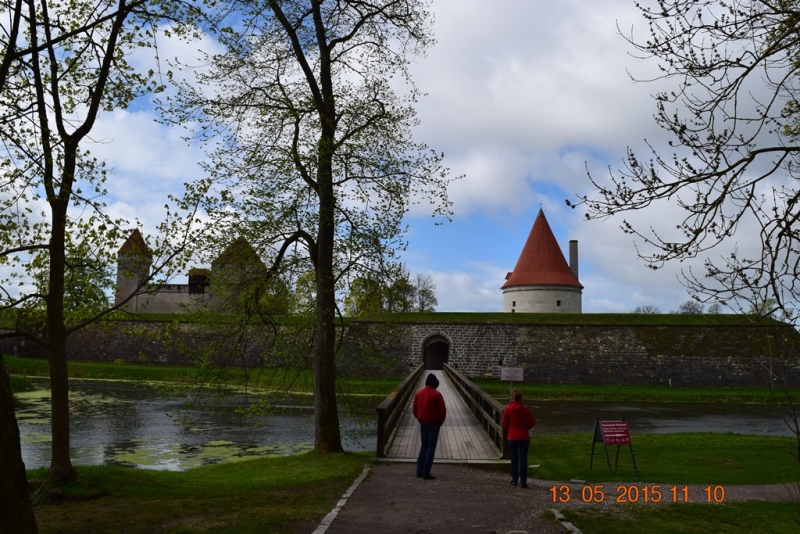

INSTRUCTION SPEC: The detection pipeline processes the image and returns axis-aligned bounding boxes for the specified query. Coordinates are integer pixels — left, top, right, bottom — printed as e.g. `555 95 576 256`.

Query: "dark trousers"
416 423 441 477
508 439 530 483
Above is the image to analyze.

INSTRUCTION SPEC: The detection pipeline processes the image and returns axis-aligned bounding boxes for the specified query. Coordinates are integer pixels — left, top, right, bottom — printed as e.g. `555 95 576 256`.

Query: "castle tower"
501 208 583 313
208 237 268 311
115 229 152 313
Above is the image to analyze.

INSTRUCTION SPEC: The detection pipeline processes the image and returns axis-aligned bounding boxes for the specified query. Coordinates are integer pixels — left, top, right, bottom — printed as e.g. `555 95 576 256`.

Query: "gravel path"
316 462 797 534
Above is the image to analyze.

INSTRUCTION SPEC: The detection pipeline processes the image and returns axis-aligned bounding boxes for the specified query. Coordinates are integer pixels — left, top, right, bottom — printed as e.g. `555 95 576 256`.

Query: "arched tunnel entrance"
423 336 450 370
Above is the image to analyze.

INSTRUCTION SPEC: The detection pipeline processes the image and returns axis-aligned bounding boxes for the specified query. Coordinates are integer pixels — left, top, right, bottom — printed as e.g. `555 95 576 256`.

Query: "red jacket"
413 386 446 426
502 400 535 441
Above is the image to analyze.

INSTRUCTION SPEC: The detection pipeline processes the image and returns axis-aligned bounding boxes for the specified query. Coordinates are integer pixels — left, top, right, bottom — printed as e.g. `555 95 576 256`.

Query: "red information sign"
590 417 638 475
599 421 632 445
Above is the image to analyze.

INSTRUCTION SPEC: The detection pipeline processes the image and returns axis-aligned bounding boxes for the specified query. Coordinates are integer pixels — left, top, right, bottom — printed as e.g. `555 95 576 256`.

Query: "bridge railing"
443 363 507 459
375 363 425 457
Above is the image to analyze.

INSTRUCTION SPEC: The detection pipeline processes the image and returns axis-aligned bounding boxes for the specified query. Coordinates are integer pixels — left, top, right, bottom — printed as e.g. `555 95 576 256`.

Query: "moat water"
15 378 793 471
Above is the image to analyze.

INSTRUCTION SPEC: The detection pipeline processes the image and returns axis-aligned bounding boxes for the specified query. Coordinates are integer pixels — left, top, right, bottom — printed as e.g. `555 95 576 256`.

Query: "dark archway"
424 337 450 370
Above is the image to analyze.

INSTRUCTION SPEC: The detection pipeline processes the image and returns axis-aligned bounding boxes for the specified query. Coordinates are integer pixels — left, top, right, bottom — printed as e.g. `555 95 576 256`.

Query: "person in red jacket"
501 388 536 488
412 373 446 480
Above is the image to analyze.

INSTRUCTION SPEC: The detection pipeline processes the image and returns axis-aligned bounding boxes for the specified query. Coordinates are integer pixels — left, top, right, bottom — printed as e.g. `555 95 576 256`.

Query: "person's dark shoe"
422 474 436 480
510 480 517 486
520 482 528 489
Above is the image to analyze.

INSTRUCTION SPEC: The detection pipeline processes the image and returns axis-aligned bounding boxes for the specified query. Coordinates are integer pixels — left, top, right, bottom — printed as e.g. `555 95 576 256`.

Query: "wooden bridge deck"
384 370 502 461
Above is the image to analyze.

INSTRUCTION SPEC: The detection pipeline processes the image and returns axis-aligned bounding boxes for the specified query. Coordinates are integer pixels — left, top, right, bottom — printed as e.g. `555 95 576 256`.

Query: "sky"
88 0 745 314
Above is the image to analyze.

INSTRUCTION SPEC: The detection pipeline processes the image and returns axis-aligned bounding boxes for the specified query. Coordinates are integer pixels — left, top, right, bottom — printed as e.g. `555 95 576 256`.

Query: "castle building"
502 208 583 313
115 229 161 313
115 232 266 314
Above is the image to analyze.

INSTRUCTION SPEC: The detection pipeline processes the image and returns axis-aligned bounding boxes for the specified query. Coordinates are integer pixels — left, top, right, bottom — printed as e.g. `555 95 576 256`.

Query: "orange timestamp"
550 484 726 504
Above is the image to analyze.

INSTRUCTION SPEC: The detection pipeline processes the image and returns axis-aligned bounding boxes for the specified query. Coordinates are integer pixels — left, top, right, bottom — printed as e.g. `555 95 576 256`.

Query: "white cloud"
430 263 505 312
16 0 775 317
396 0 785 315
437 149 538 217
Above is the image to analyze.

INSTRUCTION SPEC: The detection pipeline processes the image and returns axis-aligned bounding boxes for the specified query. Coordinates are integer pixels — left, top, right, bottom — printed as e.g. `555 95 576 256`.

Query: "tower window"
512 301 516 307
557 300 562 306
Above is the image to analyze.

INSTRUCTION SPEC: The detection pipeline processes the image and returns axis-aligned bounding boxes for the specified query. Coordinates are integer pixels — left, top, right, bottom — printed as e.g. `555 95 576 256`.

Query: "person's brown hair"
512 388 523 401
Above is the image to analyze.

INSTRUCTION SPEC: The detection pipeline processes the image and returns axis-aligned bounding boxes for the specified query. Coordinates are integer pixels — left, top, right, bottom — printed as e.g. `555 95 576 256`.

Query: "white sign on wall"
500 366 524 382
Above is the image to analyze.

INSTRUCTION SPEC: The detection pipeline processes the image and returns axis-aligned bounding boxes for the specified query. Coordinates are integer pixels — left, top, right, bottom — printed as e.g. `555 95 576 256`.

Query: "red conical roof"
502 209 582 289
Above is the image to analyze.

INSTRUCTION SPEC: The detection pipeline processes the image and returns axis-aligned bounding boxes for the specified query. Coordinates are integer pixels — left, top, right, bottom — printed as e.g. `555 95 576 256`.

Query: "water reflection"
15 379 793 471
16 378 373 471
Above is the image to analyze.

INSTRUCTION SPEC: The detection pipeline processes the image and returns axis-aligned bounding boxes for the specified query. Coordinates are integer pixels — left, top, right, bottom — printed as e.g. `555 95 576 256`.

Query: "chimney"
569 240 579 280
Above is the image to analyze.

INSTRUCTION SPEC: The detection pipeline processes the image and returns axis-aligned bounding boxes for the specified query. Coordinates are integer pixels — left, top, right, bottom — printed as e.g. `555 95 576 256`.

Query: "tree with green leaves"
0 0 205 489
293 271 318 316
167 0 454 452
384 264 415 313
344 265 433 316
344 276 384 316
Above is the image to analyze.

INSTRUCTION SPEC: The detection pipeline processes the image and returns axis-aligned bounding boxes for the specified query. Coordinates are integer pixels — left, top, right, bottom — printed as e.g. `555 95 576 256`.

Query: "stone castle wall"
3 320 796 388
381 321 791 387
121 286 211 314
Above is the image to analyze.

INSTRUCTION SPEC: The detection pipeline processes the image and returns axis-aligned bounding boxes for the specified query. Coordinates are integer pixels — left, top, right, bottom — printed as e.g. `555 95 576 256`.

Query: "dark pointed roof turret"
212 237 266 270
118 229 152 258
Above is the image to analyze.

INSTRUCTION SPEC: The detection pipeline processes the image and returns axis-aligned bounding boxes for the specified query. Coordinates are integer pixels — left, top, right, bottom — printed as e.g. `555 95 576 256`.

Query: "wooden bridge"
375 365 507 462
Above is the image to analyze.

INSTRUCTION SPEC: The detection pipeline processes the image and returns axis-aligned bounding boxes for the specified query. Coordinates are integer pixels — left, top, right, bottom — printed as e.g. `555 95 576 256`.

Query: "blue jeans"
416 423 441 477
508 439 530 483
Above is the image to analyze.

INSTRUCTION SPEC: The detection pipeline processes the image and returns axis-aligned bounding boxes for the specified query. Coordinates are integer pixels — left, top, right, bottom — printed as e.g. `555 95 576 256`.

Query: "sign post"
590 417 638 476
500 365 524 401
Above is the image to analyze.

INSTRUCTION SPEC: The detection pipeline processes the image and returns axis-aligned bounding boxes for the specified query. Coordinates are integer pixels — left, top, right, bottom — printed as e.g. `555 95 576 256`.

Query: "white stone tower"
502 208 583 313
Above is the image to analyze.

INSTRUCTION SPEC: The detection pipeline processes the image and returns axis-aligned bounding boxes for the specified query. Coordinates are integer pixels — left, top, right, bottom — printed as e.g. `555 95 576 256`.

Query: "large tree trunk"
311 10 343 453
313 173 343 453
0 356 39 533
45 197 77 484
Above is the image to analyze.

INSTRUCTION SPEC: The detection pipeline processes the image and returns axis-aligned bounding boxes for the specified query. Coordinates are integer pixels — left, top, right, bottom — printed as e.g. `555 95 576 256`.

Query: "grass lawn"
31 452 369 534
26 434 800 533
533 433 797 485
353 311 781 326
471 380 800 404
532 433 800 533
558 502 799 534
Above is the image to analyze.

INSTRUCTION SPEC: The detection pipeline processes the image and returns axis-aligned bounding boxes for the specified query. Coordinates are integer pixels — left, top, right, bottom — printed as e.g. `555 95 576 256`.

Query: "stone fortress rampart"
5 315 795 388
6 214 794 389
